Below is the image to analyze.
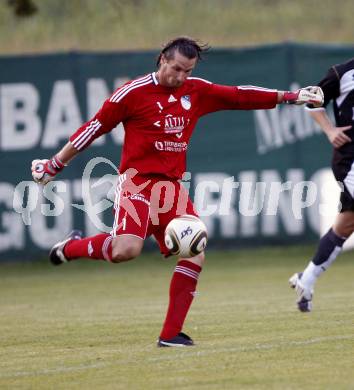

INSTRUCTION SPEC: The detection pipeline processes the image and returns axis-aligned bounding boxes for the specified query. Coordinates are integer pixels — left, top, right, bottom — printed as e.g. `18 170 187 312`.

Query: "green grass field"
1 246 353 389
1 0 354 54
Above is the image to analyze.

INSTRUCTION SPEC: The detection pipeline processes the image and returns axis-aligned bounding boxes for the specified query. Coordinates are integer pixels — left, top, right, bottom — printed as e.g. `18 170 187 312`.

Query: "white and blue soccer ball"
164 215 208 258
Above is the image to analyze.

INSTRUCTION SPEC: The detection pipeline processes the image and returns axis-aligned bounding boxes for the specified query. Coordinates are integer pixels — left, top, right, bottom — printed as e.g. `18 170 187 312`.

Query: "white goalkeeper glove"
283 86 324 107
31 155 65 185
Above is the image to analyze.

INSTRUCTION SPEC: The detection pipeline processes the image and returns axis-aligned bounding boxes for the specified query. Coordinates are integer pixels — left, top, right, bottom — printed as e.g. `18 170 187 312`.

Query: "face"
158 50 197 88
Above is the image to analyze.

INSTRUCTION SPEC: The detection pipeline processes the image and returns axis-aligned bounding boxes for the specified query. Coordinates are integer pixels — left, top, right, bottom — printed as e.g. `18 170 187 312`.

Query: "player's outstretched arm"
278 86 324 107
31 87 128 185
31 142 79 185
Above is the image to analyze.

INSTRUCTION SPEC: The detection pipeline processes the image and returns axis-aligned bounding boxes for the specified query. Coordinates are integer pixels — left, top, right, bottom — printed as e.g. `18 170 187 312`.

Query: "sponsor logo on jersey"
181 95 191 110
155 141 164 151
153 114 189 133
154 140 188 152
127 193 150 206
164 114 188 134
162 114 191 134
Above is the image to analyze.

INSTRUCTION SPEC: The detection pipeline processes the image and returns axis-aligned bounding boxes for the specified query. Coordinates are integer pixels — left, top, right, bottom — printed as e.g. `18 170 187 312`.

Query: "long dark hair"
156 37 210 67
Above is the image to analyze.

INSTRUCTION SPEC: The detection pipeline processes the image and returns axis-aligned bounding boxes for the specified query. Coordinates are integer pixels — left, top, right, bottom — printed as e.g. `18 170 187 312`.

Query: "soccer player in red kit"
31 37 324 347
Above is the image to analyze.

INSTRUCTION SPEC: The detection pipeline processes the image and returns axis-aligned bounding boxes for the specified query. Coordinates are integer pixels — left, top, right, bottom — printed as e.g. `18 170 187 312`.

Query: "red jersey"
70 72 278 180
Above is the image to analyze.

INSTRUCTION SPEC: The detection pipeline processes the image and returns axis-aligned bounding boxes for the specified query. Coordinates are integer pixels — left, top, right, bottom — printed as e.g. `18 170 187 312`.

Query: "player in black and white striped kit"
290 58 354 312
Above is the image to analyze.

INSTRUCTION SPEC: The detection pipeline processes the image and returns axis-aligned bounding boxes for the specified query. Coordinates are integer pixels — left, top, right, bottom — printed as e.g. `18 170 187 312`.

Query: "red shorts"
111 172 197 255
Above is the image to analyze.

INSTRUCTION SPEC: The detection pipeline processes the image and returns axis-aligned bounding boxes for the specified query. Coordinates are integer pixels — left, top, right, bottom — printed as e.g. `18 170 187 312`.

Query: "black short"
338 187 354 212
332 148 354 212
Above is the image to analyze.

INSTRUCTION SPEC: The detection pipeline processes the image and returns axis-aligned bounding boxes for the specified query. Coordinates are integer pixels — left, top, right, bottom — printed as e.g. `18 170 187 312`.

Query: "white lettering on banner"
292 181 318 220
194 169 329 238
255 106 323 154
0 183 24 251
308 169 340 233
305 169 354 251
72 177 115 235
41 181 67 217
1 78 328 153
0 77 129 151
194 177 220 217
12 181 39 225
0 83 41 150
260 169 305 236
87 79 111 119
3 176 115 251
72 157 118 235
72 179 96 237
219 176 239 238
72 176 115 237
194 173 237 238
42 81 82 147
29 181 73 249
1 167 343 253
238 171 265 237
254 83 323 154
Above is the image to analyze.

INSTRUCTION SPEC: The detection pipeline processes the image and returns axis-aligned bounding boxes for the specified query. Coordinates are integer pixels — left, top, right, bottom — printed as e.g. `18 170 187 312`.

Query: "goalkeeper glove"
31 155 65 185
283 86 324 107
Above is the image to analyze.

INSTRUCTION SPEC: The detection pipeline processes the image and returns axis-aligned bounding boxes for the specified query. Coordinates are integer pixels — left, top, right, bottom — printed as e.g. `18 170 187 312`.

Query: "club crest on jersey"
181 95 191 110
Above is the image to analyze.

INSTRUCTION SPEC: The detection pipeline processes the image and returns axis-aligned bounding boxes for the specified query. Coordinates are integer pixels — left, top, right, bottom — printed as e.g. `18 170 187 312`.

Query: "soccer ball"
164 215 208 258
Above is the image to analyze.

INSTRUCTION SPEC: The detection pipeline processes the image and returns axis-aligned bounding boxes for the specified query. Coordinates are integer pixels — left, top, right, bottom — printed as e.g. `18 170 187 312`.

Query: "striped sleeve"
70 99 126 151
70 118 103 151
235 85 278 109
109 73 152 103
198 83 278 116
70 74 153 151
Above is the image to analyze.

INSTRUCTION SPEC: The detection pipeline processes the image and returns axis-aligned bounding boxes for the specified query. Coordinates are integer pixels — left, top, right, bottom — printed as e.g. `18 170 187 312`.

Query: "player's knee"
334 222 354 237
183 251 205 267
110 235 144 263
347 219 354 233
198 251 206 265
344 225 354 237
111 243 142 263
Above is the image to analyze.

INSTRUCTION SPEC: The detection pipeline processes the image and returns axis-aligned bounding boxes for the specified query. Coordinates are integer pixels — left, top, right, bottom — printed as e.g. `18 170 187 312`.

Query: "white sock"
300 247 342 291
300 262 319 290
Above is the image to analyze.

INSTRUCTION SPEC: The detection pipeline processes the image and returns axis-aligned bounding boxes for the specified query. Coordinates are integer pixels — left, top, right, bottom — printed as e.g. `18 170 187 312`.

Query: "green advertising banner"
0 43 353 260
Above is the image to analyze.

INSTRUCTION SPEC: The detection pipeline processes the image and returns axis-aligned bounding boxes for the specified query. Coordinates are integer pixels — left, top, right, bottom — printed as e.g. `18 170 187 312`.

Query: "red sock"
64 233 112 261
160 260 202 340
